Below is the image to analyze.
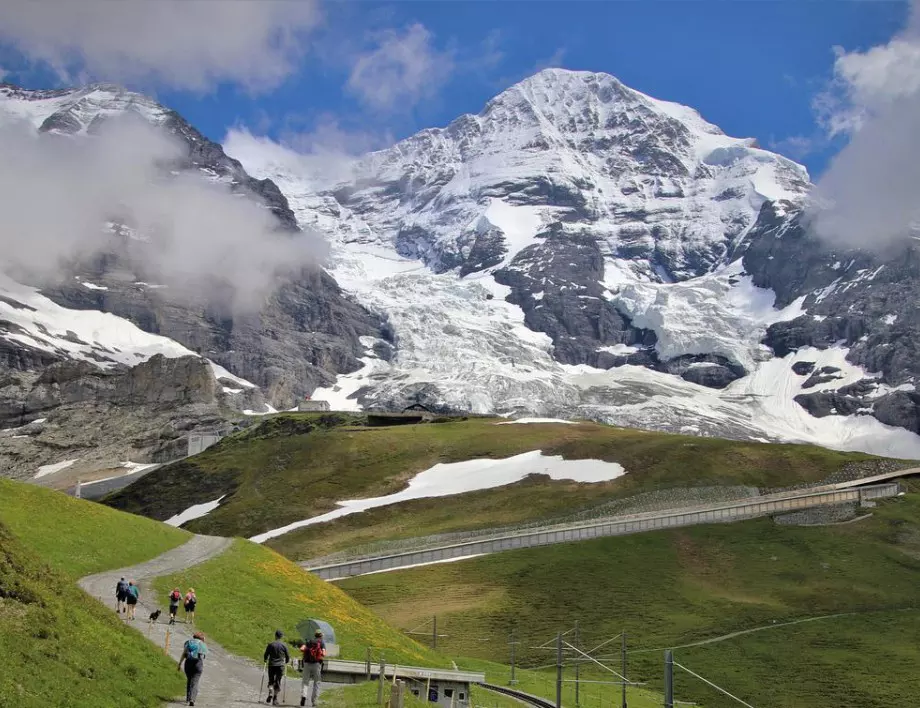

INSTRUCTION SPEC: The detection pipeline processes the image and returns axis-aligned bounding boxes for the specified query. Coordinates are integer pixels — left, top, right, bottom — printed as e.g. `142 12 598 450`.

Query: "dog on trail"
148 609 161 623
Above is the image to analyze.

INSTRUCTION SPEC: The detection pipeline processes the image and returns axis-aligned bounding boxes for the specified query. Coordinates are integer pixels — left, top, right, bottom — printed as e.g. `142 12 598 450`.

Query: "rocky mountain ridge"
2 70 920 470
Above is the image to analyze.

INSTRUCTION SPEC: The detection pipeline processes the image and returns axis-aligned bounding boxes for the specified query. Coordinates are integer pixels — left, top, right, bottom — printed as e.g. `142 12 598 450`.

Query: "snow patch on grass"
165 495 227 527
251 450 626 543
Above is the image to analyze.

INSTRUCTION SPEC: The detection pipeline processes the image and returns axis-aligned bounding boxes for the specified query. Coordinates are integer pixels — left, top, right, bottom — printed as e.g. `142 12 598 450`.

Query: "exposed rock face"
0 82 388 409
0 354 243 480
494 227 655 367
741 201 920 437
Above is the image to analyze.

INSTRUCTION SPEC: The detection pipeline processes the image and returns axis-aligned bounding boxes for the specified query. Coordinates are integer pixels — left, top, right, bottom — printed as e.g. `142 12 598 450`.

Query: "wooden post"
366 647 372 680
378 658 387 705
390 680 406 708
164 627 171 654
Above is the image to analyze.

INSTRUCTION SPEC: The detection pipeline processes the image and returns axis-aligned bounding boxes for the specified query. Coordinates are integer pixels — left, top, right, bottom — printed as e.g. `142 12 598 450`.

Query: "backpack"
304 640 324 663
170 591 181 602
128 585 139 599
117 580 128 595
185 639 204 660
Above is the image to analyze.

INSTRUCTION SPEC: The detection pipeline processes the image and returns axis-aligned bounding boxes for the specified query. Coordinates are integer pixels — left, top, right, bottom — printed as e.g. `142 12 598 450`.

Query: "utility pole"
510 629 518 685
556 632 563 708
663 650 673 708
433 616 438 650
621 632 628 708
574 621 580 707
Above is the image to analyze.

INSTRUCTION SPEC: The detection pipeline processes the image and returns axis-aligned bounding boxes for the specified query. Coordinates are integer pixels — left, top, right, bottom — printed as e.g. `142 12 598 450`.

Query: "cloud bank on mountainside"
809 0 920 249
0 116 326 310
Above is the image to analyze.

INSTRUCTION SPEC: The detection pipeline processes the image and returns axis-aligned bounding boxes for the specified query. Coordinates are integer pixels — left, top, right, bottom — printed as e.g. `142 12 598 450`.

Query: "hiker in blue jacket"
178 631 208 706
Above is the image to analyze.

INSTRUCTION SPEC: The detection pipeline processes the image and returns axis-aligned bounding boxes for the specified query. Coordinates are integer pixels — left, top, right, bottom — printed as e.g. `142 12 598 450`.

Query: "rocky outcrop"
494 227 655 367
0 82 389 409
742 201 920 433
0 354 243 480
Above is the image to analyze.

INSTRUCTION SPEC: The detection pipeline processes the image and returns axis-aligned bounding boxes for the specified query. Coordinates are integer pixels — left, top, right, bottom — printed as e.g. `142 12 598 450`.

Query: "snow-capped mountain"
0 82 386 477
232 69 920 458
2 71 920 466
0 81 384 404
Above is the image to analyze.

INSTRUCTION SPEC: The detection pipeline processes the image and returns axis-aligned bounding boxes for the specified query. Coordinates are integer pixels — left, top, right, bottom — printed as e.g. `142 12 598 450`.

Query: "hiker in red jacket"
299 630 326 707
168 587 182 625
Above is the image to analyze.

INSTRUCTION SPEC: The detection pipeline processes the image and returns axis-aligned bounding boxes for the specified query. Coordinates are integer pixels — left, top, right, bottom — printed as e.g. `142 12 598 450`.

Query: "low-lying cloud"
0 117 326 310
808 0 920 249
0 0 320 92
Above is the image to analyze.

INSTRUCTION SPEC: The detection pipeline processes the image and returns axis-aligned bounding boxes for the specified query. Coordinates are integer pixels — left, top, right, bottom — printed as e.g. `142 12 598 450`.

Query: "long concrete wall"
305 483 900 580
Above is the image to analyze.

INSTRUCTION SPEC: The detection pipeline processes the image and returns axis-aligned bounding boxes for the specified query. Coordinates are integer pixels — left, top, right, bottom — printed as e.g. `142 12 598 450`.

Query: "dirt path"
79 535 307 707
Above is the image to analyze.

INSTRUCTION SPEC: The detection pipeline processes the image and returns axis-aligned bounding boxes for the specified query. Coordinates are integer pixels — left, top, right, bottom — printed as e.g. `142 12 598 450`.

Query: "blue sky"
0 1 911 177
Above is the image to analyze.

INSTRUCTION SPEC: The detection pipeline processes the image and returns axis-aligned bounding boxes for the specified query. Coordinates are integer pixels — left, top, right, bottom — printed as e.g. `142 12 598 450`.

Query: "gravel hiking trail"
80 535 305 707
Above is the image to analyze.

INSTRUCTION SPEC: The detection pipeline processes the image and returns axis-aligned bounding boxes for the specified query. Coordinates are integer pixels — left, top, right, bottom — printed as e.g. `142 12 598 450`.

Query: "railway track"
479 682 558 708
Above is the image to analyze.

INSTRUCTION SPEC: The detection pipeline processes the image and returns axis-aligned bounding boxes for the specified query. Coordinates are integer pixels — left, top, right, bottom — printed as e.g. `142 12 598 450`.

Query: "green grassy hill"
339 489 920 708
151 538 445 667
103 413 887 562
0 477 190 577
0 477 443 706
0 480 189 707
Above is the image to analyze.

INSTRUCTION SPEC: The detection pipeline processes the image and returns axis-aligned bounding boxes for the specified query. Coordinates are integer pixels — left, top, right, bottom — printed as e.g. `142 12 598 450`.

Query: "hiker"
125 580 139 620
115 576 129 614
299 629 326 707
263 629 290 706
184 588 197 624
178 630 208 706
168 587 182 625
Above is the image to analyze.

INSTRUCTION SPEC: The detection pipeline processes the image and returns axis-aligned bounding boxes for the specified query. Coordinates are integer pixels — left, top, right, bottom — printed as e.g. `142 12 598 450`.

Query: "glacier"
230 69 920 458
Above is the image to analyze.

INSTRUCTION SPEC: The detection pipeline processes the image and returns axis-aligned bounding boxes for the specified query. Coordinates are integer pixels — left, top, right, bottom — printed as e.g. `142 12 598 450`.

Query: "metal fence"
305 483 900 580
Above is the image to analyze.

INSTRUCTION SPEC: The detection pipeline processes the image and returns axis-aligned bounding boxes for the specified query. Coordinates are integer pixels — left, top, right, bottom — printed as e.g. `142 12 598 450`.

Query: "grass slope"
151 538 445 668
0 521 184 707
0 477 189 577
104 414 882 561
339 492 920 708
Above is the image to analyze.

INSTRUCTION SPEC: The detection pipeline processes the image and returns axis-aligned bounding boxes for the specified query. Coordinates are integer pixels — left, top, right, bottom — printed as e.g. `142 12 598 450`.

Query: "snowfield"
0 273 258 387
34 458 77 479
165 495 227 527
250 450 627 543
228 70 920 460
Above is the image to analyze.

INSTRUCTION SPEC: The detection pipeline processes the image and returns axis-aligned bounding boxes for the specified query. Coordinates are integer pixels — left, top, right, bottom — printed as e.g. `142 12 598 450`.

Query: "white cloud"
0 116 326 310
807 0 920 249
346 23 454 111
0 0 321 92
769 134 818 161
224 118 393 188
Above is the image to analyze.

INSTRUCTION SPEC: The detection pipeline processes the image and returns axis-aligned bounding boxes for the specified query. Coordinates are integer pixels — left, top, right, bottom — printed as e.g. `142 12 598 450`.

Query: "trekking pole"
258 661 267 702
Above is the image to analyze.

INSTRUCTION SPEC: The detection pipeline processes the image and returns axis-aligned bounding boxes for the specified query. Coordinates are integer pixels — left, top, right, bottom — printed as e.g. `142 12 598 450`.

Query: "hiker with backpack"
184 588 197 624
178 630 208 706
168 587 182 625
125 580 139 620
263 629 290 705
115 577 129 614
299 630 326 707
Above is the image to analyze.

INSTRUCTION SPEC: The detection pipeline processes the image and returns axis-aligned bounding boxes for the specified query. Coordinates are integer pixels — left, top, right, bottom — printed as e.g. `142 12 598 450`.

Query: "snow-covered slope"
233 69 920 458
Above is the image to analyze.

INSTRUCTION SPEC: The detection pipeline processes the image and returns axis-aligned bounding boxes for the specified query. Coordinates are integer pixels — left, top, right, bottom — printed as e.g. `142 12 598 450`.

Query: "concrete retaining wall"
306 483 900 580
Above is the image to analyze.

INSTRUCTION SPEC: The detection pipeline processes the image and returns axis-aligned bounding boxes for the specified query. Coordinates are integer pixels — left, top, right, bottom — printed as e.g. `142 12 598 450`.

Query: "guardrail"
304 482 901 580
